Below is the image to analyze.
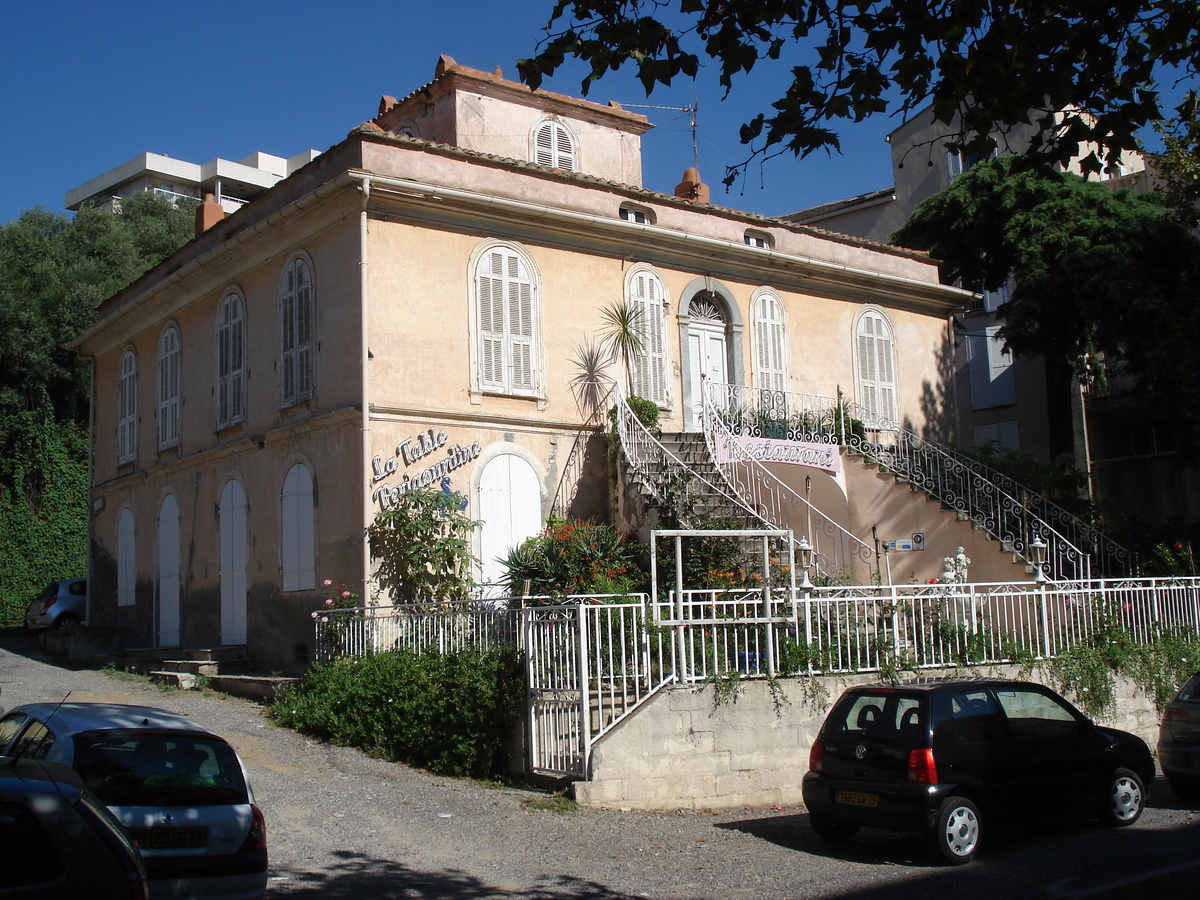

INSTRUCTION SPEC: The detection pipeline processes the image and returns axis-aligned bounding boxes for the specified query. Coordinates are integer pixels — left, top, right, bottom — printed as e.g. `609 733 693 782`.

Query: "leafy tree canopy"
0 192 194 422
891 156 1200 445
519 1 1198 186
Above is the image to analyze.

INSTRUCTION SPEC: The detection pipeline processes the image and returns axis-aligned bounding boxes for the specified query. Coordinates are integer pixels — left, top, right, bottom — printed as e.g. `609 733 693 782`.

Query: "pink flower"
310 611 318 619
341 590 352 598
323 579 333 586
325 598 334 606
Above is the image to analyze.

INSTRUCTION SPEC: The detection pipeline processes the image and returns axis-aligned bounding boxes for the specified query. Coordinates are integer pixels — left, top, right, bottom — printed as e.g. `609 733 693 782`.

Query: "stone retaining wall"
573 666 1163 810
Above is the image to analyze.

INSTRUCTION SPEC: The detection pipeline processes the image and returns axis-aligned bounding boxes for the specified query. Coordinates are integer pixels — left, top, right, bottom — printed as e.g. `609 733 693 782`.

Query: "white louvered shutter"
630 272 666 404
755 294 787 392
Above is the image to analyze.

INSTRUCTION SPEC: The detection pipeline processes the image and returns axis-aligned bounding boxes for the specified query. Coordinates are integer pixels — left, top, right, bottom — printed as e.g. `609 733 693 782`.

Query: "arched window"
855 309 898 426
281 463 315 592
474 244 539 397
752 291 787 393
532 119 575 171
626 268 668 405
280 256 314 407
117 348 138 464
117 507 136 607
157 325 181 449
216 291 245 428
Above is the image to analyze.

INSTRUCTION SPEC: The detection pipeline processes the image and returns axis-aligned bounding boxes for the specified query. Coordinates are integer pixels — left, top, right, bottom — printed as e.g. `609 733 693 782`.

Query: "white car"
0 702 266 900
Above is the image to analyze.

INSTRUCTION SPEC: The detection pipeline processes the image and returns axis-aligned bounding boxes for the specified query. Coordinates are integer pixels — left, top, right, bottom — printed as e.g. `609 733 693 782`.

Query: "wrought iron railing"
704 383 1130 580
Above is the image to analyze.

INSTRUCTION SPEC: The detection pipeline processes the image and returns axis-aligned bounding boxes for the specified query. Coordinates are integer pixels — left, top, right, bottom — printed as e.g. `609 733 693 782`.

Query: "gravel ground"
3 633 1199 900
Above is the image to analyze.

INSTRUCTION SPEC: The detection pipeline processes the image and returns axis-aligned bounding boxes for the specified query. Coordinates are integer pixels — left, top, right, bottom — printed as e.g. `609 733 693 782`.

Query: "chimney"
196 192 225 236
674 166 710 204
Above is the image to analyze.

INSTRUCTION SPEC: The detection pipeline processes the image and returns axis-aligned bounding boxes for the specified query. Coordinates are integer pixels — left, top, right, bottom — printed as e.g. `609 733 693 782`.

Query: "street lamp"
797 535 814 589
1030 535 1048 583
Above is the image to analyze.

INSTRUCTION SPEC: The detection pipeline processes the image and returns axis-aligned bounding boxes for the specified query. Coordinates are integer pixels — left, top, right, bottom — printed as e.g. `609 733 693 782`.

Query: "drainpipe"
359 180 372 601
85 354 96 626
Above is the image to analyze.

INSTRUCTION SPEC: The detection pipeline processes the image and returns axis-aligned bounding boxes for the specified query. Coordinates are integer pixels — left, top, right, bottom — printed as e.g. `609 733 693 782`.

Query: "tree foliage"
0 193 194 621
520 1 1198 186
368 487 479 605
891 156 1200 445
1150 96 1200 231
0 192 194 421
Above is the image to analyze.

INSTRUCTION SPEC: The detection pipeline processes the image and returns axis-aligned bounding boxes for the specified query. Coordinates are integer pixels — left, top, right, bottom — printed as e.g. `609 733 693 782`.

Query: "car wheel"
53 613 80 631
1100 768 1145 826
931 796 980 865
809 813 859 842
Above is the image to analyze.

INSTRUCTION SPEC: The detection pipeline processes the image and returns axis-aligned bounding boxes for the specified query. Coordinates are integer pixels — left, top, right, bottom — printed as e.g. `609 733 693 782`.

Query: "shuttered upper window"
532 119 576 171
627 268 668 406
280 256 314 408
157 325 181 449
216 291 245 429
475 245 539 397
117 348 138 464
855 310 897 426
753 291 787 393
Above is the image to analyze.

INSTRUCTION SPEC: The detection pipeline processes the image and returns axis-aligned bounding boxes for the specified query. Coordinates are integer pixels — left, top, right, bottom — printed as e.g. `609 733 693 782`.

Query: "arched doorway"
684 290 735 429
219 479 248 645
157 493 180 647
477 452 543 596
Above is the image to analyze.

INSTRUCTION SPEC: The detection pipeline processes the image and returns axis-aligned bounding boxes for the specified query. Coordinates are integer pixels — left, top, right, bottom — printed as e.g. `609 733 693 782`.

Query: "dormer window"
619 204 653 225
532 119 576 171
744 230 772 249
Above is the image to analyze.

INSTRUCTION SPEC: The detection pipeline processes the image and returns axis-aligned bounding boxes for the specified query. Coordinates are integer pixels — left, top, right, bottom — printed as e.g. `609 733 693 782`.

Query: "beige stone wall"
575 667 1162 811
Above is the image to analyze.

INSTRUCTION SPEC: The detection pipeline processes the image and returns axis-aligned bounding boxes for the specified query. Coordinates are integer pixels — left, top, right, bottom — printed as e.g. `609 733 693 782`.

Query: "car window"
69 580 87 596
0 712 29 752
0 799 62 887
994 688 1080 741
828 692 922 738
1177 674 1200 703
948 690 1007 743
74 733 249 806
9 721 55 760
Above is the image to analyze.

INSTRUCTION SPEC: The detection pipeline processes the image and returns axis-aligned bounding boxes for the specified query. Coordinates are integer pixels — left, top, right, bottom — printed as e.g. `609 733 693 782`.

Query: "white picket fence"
313 577 1200 776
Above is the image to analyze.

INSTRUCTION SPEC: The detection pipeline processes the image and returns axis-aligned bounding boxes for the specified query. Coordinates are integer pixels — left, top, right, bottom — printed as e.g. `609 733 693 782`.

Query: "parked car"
24 577 87 631
0 756 149 898
0 703 267 900
1158 671 1200 799
802 677 1155 864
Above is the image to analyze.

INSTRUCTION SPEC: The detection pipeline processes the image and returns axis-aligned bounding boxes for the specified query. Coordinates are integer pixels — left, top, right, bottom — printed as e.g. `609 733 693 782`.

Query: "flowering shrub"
501 517 640 600
369 487 478 605
310 579 362 657
1143 541 1197 577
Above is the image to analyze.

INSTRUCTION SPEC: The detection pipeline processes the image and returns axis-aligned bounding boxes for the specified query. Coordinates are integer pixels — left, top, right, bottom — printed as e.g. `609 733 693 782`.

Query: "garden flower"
324 579 333 586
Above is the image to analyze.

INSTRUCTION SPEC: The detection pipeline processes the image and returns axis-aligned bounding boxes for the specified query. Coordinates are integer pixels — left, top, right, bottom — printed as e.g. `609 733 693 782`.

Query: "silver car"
0 703 267 900
24 578 87 631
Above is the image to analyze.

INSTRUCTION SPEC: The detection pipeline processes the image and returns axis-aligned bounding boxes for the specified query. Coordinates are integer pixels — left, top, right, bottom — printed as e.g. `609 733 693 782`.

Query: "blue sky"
0 0 904 227
1 2 1183 228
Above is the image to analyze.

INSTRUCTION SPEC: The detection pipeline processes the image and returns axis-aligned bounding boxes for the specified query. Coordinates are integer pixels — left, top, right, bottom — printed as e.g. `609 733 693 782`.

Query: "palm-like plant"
567 339 616 421
597 299 645 394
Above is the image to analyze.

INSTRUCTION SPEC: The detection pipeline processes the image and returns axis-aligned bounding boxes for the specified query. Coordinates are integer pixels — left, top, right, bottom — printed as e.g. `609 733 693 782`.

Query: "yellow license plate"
131 826 209 849
836 790 879 808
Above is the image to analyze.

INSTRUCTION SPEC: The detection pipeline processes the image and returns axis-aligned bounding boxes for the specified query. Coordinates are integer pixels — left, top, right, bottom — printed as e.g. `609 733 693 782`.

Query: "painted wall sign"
371 427 483 510
715 432 842 474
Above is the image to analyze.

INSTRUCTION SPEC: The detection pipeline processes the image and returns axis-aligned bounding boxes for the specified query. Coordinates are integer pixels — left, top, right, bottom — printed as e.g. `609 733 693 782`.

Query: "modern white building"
65 149 321 214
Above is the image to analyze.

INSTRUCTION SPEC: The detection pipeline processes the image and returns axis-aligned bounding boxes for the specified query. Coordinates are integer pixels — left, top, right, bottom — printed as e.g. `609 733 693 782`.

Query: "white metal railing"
647 577 1200 682
315 577 1200 776
701 387 873 580
704 382 1130 580
613 393 759 526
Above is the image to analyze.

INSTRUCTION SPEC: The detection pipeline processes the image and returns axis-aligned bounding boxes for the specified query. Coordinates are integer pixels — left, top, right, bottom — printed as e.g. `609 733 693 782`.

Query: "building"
65 149 321 215
71 56 976 673
782 108 1166 520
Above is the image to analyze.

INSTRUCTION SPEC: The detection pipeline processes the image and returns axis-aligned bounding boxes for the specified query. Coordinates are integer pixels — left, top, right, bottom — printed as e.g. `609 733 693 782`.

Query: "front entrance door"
478 453 543 596
687 320 728 429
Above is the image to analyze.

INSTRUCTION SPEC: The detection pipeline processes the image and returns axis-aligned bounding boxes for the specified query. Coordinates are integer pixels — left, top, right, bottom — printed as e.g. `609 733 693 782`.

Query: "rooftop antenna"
621 96 700 169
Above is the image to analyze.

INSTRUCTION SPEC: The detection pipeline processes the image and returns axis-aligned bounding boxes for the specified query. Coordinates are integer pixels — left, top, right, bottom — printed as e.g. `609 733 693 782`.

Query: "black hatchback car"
802 677 1155 864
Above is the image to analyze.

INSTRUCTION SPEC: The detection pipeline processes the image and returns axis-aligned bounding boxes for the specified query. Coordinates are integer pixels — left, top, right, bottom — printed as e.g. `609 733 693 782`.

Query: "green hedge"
270 648 525 778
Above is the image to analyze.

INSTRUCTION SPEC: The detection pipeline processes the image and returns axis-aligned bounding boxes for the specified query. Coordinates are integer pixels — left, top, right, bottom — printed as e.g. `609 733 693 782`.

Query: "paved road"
2 634 1198 899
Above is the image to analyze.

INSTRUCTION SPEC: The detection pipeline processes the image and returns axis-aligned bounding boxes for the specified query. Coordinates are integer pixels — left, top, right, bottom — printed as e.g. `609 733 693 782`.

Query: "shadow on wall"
918 326 956 446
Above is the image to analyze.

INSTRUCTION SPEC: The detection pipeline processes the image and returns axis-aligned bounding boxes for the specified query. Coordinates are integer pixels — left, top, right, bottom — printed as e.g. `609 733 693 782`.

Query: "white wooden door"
157 494 181 647
687 322 728 429
478 454 542 596
219 480 248 645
